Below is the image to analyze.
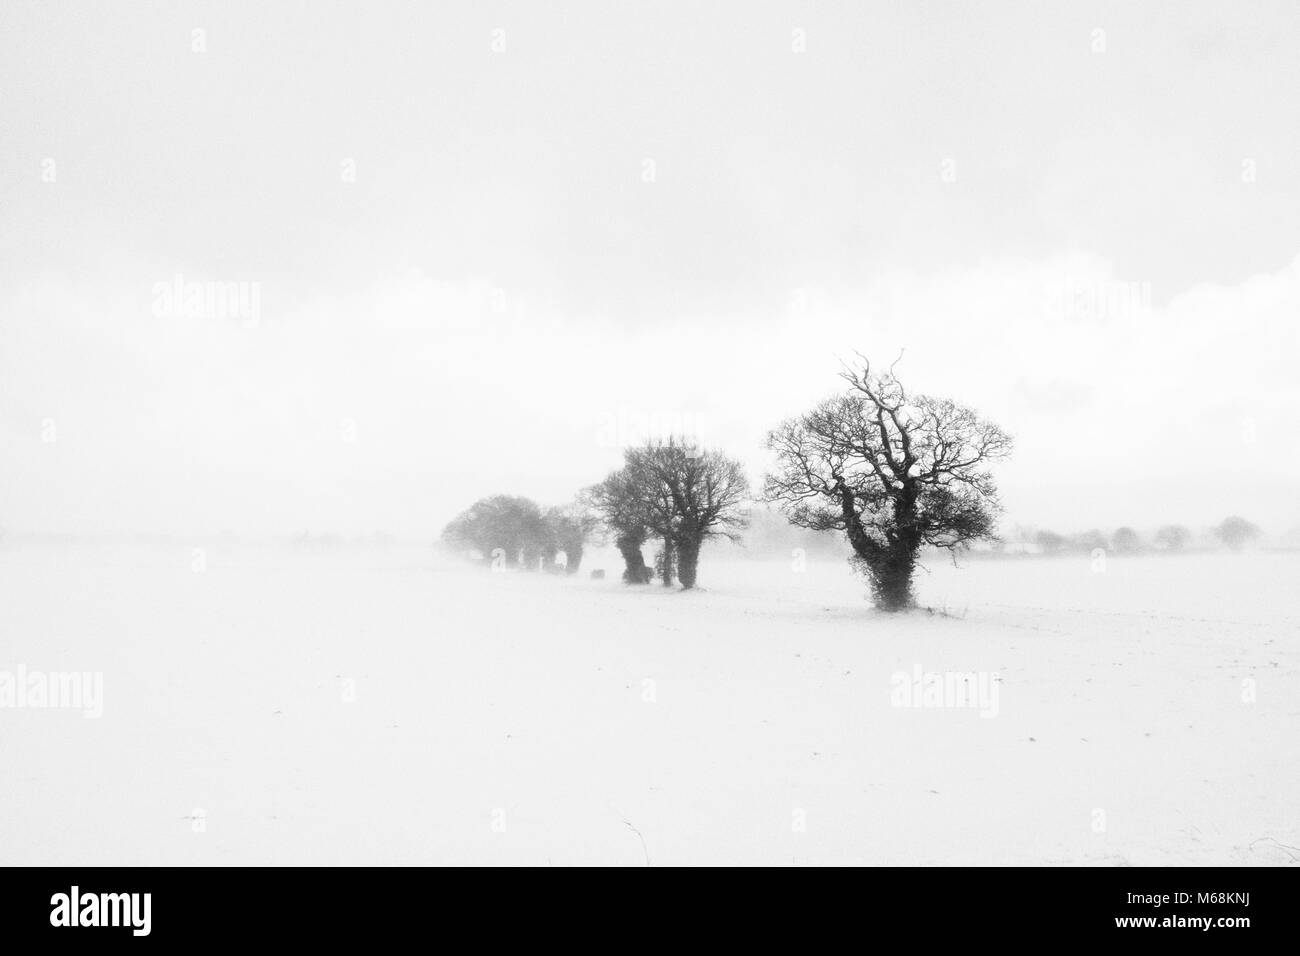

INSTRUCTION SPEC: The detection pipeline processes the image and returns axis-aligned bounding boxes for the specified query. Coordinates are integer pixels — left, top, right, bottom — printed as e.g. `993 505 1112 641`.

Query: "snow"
1 541 1296 865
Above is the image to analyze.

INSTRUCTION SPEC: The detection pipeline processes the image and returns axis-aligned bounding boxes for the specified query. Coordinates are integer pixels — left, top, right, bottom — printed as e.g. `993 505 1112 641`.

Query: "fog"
3 2 1298 539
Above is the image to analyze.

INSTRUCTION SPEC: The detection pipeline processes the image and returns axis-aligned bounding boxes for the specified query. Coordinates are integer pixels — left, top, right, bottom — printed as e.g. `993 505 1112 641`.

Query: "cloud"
2 252 1297 536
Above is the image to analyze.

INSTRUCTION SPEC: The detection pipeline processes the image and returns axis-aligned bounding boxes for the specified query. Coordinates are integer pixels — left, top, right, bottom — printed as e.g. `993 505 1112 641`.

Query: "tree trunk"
842 492 920 612
676 536 702 590
870 545 916 611
877 487 921 610
617 534 650 584
563 545 583 574
658 536 675 587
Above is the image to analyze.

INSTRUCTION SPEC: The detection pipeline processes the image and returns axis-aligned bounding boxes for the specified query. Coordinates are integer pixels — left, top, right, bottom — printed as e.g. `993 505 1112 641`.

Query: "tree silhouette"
1111 527 1142 553
765 355 1011 611
623 438 750 590
585 471 654 583
1154 524 1190 551
1215 515 1260 551
543 503 599 574
1034 530 1066 555
441 495 547 568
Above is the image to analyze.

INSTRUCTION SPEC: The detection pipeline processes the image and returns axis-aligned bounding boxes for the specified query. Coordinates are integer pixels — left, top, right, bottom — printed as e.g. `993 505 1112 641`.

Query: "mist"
3 2 1299 539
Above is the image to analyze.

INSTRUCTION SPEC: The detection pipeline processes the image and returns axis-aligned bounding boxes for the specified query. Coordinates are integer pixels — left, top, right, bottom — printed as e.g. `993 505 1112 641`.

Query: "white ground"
1 541 1297 866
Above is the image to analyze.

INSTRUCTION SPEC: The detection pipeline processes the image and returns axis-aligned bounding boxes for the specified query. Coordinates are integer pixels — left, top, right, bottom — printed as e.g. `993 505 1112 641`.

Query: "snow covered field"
1 541 1296 866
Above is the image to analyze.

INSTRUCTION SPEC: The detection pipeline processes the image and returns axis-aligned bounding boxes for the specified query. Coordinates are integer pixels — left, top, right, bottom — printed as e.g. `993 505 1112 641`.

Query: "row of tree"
441 440 753 590
442 355 1016 611
1024 516 1262 555
441 498 598 574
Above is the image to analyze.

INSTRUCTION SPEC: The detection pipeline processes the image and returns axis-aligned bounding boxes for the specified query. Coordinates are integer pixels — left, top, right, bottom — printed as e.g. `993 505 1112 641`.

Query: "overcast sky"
2 1 1298 538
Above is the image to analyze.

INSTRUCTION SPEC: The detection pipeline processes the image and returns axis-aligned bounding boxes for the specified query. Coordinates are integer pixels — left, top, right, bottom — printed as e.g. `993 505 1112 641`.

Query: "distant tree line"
1022 516 1261 555
441 496 598 574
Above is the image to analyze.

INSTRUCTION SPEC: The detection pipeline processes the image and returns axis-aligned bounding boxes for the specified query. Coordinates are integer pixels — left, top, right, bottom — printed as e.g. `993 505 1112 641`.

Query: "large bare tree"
624 438 750 590
619 448 680 587
584 472 654 583
765 356 1011 611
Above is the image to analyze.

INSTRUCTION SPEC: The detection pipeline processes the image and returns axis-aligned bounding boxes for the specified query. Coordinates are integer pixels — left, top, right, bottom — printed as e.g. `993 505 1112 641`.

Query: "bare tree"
1154 524 1190 552
765 355 1011 611
624 438 750 590
1070 529 1108 554
585 471 654 583
624 446 682 587
1111 526 1142 553
441 495 547 568
543 503 599 574
1034 529 1067 555
521 520 557 571
1216 515 1260 551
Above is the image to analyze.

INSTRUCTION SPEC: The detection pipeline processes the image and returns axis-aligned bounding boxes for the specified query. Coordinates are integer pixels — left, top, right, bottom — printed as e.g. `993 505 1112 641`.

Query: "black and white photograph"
0 0 1296 924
